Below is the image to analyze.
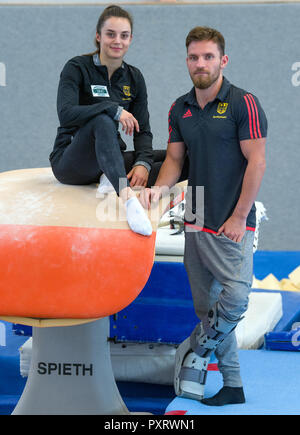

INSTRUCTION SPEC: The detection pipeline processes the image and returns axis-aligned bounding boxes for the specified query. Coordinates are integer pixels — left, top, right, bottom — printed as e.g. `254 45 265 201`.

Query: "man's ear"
221 54 229 69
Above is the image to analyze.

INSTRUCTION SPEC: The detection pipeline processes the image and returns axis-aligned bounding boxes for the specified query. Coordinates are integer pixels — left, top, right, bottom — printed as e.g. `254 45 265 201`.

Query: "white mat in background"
155 228 184 256
235 292 282 349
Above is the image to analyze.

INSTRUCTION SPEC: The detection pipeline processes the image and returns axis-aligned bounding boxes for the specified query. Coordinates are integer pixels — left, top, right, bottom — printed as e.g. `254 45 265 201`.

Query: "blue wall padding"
112 257 300 343
111 262 198 343
253 251 300 280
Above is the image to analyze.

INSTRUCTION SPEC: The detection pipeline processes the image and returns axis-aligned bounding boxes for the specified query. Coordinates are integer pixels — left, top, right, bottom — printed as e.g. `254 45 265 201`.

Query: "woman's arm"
129 69 154 168
57 59 120 128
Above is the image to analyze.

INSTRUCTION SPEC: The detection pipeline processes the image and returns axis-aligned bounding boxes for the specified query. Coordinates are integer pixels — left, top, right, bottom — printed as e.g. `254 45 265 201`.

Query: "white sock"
125 196 152 236
97 174 115 195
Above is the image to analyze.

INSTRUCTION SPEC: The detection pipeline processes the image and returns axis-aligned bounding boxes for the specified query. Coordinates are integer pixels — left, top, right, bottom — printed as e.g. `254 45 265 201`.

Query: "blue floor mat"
165 349 300 415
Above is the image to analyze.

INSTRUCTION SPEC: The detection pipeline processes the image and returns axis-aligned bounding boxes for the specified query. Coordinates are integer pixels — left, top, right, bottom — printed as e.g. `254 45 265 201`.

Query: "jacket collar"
93 53 125 69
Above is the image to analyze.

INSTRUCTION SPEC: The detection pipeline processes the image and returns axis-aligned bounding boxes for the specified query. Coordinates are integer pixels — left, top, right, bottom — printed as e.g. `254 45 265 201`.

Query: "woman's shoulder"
64 54 93 67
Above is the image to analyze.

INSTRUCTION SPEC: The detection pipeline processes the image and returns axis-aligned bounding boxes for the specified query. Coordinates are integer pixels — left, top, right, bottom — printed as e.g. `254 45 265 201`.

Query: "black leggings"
51 113 189 193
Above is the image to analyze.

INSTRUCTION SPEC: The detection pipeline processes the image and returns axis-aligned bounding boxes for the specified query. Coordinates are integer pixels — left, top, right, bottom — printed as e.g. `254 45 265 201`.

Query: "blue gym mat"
165 349 300 415
0 321 28 415
253 251 300 280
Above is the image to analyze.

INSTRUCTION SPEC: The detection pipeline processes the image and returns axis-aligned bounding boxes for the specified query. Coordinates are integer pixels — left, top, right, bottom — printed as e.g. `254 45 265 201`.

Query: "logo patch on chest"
123 85 131 97
183 109 192 118
91 85 110 97
216 102 228 114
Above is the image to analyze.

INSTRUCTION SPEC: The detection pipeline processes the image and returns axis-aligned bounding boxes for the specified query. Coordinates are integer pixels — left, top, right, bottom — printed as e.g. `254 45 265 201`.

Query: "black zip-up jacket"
50 54 154 167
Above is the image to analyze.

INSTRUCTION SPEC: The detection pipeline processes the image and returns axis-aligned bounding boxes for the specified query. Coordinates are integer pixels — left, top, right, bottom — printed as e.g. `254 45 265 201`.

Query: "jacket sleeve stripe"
247 94 258 138
243 95 254 139
247 93 262 138
244 93 263 139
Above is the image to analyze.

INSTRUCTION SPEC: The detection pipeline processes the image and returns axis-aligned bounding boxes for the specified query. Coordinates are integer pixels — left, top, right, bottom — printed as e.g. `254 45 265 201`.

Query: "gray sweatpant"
183 229 254 387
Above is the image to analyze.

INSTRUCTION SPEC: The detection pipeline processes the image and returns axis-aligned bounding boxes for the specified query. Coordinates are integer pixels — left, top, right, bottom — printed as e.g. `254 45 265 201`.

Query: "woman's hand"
127 165 149 188
119 110 140 136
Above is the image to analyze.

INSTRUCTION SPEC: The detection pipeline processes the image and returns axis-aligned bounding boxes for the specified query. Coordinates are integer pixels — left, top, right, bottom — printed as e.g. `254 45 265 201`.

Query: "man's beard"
191 66 221 90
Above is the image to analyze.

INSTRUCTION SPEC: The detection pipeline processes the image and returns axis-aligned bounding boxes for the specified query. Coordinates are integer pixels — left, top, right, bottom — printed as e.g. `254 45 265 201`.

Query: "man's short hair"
186 26 225 56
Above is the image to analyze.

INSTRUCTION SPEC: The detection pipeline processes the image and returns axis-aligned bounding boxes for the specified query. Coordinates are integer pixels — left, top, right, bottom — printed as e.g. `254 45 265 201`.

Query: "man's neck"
195 74 223 109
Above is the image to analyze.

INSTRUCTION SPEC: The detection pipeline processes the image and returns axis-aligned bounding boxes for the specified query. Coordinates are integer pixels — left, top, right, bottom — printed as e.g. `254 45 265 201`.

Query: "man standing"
140 27 267 406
